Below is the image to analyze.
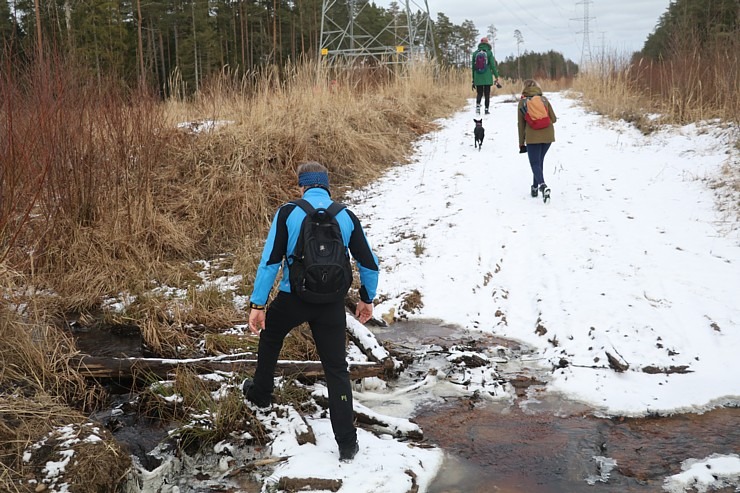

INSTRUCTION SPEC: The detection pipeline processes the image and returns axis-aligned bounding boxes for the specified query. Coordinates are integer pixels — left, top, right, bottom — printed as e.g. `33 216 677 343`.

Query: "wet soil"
71 322 144 358
376 320 740 493
416 403 739 493
75 319 739 492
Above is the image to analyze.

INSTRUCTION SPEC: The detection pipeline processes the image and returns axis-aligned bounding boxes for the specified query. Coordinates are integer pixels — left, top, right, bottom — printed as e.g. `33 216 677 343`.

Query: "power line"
572 0 594 65
497 0 561 44
319 0 434 69
508 0 561 32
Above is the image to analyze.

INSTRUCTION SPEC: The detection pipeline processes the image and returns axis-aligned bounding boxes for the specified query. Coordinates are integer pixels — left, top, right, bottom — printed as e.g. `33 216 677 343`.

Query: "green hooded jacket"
471 42 499 86
517 85 557 146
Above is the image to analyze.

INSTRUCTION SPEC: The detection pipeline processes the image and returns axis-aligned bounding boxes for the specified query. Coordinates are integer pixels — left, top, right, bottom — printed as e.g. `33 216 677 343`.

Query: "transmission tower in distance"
573 0 595 67
319 0 435 68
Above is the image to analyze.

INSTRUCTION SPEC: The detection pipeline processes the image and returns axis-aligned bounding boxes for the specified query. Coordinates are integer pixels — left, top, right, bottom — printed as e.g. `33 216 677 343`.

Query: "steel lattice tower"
574 0 594 67
319 0 435 68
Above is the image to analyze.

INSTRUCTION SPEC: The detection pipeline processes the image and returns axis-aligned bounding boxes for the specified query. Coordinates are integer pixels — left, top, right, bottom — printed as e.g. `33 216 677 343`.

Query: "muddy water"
72 323 144 357
375 320 740 493
416 403 739 493
75 319 739 492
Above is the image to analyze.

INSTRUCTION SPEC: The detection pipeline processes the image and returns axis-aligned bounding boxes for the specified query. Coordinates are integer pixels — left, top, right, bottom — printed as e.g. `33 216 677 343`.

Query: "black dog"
473 118 484 150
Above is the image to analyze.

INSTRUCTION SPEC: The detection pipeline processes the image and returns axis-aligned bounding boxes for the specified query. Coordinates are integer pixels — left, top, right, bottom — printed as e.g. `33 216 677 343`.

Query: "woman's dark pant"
251 291 356 447
476 84 491 108
526 142 551 187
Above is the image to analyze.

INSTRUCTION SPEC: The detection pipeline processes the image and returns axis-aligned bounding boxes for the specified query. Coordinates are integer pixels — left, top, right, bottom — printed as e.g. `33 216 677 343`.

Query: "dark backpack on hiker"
288 199 353 304
474 49 488 73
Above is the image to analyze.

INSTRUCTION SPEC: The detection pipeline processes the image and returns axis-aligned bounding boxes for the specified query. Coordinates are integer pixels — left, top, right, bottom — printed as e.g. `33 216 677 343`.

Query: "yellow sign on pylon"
321 48 329 56
396 46 404 53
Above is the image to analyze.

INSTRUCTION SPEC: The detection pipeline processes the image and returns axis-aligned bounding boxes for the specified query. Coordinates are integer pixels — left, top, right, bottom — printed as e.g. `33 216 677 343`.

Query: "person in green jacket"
471 37 500 115
517 79 557 202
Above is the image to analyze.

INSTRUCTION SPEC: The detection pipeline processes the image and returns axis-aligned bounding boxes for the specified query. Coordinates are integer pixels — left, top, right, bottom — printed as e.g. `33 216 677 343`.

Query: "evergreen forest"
0 0 582 96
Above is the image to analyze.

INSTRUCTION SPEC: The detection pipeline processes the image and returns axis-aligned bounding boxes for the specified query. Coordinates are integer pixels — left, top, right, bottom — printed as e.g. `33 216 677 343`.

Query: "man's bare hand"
355 301 373 324
248 309 266 335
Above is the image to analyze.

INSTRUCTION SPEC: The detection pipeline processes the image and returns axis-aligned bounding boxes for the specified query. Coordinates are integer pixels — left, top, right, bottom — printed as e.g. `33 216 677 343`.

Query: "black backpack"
288 199 353 304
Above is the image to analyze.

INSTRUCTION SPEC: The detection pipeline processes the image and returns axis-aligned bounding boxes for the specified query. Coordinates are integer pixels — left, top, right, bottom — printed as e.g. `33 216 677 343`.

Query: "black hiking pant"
251 291 356 447
476 84 491 109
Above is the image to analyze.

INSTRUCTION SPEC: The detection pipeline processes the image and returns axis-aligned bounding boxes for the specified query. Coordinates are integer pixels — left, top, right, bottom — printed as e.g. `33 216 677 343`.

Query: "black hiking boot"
540 184 551 203
242 378 271 408
531 185 538 198
339 441 359 462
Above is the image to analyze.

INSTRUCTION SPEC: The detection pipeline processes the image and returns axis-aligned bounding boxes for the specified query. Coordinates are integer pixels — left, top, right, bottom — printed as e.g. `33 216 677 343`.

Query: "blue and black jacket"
249 187 379 306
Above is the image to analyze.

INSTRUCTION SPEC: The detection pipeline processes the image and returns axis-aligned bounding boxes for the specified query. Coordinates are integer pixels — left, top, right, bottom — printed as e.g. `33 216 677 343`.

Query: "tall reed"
574 26 739 127
2 55 468 315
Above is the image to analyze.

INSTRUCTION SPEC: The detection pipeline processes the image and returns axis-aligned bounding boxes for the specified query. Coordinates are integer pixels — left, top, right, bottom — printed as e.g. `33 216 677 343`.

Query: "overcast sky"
377 0 673 63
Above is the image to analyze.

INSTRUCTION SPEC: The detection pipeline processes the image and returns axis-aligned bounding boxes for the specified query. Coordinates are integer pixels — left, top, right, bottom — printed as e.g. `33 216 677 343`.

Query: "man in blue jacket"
244 161 379 462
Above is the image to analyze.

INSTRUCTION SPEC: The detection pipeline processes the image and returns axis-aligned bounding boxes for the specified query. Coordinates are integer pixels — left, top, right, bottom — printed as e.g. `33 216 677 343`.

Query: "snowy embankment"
257 92 740 493
351 91 740 417
101 92 738 493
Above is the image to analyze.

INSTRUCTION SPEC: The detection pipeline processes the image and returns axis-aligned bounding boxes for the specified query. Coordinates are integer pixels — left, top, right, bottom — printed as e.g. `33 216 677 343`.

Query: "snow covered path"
349 92 740 416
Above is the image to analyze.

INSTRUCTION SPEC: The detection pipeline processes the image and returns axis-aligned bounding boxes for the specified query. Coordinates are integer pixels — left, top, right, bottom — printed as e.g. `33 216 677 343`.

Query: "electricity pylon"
573 0 594 67
319 0 435 68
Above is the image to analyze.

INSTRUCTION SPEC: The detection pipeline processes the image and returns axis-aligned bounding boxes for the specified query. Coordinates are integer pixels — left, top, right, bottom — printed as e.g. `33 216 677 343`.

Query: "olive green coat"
517 86 557 146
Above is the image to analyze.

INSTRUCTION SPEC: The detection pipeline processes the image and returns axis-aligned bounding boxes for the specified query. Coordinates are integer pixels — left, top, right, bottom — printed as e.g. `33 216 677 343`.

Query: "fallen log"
277 477 342 492
605 351 629 372
71 355 384 381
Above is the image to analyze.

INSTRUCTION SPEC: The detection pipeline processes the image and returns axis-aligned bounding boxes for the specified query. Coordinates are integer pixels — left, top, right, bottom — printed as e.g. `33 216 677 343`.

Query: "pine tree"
69 1 130 84
641 0 738 59
0 0 18 43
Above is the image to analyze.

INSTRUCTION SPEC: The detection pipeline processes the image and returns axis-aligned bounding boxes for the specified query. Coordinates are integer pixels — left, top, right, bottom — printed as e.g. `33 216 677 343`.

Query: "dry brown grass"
0 395 131 493
0 58 470 490
138 368 267 454
205 333 259 355
571 57 659 132
3 59 467 317
0 303 103 411
280 324 321 361
3 57 469 357
0 307 128 492
573 34 739 130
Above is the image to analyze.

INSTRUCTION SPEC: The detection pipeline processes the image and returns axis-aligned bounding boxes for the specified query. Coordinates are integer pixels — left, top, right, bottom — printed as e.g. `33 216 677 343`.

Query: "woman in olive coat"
517 79 557 201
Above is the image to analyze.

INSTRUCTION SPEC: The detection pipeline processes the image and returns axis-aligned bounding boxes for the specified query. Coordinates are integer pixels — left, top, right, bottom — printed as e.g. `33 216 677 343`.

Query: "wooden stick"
71 355 384 380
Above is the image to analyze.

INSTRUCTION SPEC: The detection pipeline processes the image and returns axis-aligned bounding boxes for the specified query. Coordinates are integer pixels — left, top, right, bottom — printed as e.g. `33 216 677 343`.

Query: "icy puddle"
76 317 739 492
373 320 740 493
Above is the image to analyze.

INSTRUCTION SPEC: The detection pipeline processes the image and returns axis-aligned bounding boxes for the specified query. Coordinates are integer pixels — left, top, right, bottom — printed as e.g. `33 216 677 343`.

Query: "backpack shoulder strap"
291 199 315 215
325 202 346 219
292 199 345 220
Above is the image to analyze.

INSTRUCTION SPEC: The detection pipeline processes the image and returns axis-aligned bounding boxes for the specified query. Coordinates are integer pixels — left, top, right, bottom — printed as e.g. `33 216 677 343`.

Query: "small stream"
73 319 739 492
417 402 739 492
373 320 740 493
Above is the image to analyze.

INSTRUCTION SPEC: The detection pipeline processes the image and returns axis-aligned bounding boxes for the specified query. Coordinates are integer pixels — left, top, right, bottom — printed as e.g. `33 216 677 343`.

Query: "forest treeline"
616 0 738 125
0 0 578 97
639 0 737 61
497 50 579 81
